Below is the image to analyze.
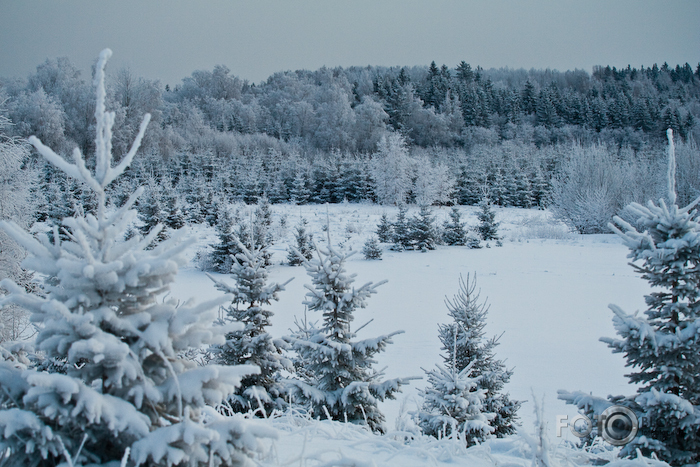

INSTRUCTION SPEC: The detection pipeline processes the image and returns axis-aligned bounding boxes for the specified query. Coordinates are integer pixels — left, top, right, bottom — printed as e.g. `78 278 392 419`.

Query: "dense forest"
1 57 699 234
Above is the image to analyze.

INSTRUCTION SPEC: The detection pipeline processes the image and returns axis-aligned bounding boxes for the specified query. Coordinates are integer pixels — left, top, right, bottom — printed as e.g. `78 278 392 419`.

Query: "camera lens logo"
600 406 638 446
557 405 638 446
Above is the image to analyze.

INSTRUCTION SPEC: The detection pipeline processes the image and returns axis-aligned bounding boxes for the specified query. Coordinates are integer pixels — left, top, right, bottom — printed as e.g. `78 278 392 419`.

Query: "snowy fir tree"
409 205 438 251
163 190 185 231
418 274 520 445
362 235 382 260
0 50 274 467
477 196 500 243
285 243 410 432
390 205 411 251
375 212 393 243
208 240 292 416
210 205 239 273
560 130 700 465
287 217 313 266
442 207 468 246
137 177 168 246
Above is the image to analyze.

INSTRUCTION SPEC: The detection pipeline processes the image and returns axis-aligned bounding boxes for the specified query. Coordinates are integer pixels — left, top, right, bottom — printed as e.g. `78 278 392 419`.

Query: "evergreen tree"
417 274 520 444
442 207 468 246
287 217 313 266
208 241 292 415
137 178 169 246
0 49 272 466
561 130 700 465
376 212 393 243
410 205 438 251
163 191 185 230
210 206 240 273
390 205 411 251
477 197 500 242
363 235 382 260
285 244 409 432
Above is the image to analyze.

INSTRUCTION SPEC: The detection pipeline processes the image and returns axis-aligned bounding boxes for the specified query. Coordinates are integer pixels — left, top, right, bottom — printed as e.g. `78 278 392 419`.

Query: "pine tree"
287 217 313 266
208 241 292 415
285 244 409 432
376 212 393 243
363 235 382 260
410 205 438 251
417 274 520 445
477 197 500 242
0 49 272 467
442 207 468 246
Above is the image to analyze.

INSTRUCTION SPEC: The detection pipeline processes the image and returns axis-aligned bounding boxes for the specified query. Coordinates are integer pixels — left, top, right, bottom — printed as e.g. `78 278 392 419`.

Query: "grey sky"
1 0 698 86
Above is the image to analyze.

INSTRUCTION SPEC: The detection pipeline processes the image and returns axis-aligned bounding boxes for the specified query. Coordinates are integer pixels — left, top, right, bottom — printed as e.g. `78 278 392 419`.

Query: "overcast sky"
1 0 698 86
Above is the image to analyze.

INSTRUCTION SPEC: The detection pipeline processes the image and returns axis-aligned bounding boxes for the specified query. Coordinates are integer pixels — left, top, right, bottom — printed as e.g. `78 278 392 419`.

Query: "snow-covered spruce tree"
477 196 500 243
363 235 382 260
208 240 292 416
287 217 313 266
417 274 520 445
560 130 700 465
375 212 393 243
390 205 411 251
409 205 438 252
285 243 410 432
442 207 468 246
210 205 239 273
0 50 274 467
137 177 168 247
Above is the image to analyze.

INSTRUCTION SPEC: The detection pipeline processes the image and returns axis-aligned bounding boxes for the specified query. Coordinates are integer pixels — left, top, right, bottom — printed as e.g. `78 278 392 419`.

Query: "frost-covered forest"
1 50 700 467
1 57 700 236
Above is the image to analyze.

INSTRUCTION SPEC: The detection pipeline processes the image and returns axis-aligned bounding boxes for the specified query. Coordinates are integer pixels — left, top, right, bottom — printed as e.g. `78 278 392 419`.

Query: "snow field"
170 203 652 462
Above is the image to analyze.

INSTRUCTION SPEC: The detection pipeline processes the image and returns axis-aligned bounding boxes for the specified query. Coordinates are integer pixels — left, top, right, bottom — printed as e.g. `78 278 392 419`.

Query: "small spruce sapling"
477 196 500 244
390 205 411 251
417 274 520 444
410 205 438 252
285 243 411 432
363 236 382 260
287 217 313 266
376 213 393 243
208 240 293 416
442 207 468 246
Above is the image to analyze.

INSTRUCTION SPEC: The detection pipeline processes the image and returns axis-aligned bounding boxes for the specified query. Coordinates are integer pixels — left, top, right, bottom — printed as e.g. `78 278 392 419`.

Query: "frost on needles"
559 129 700 466
0 49 275 467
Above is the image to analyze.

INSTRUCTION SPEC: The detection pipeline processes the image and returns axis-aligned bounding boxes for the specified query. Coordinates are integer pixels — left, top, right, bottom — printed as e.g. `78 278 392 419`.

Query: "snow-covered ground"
169 203 652 465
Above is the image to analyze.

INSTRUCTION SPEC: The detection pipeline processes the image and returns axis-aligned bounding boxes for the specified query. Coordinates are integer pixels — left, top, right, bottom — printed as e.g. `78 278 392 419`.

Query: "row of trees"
4 55 697 157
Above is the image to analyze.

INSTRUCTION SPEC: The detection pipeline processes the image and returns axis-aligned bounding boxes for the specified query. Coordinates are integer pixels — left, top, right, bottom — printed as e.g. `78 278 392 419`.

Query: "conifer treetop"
28 49 151 210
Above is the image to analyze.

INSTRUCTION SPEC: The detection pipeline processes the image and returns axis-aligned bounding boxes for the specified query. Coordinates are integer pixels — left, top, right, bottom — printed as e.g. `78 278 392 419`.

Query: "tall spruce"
560 130 700 465
0 49 273 467
417 274 520 444
208 241 292 415
285 243 410 432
